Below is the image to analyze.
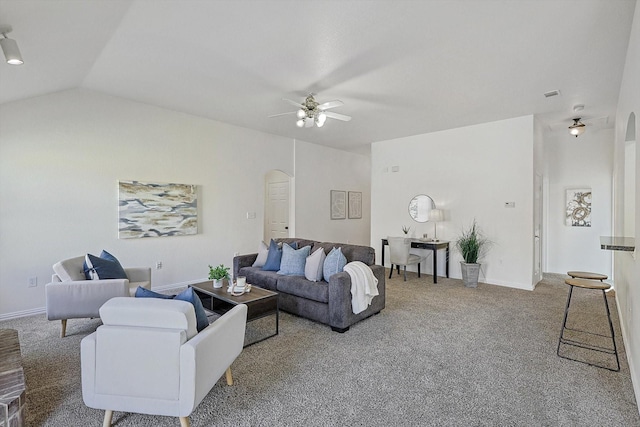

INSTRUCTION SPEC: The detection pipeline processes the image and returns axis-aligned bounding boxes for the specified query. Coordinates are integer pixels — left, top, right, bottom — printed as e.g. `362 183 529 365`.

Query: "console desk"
381 238 450 283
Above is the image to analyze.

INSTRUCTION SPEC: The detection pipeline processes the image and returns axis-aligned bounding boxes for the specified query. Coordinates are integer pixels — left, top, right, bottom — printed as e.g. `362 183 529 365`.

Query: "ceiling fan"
269 93 352 128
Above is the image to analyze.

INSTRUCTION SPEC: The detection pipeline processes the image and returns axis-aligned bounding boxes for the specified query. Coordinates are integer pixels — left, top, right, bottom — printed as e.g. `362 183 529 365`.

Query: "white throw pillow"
252 241 269 267
305 247 326 282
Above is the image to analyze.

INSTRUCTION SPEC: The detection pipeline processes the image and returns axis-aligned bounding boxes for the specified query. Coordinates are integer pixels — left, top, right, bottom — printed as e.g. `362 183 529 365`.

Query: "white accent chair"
387 237 427 281
81 297 248 427
45 256 151 337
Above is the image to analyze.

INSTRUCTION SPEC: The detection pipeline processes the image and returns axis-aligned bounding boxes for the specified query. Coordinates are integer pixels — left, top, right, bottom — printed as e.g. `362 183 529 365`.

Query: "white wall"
544 128 614 276
371 116 535 289
294 140 371 245
0 88 370 318
612 0 640 407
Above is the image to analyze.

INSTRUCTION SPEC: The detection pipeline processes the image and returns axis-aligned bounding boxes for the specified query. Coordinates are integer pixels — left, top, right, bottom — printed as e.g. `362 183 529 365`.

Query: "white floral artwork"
348 191 362 219
119 181 197 238
330 190 346 220
566 188 591 227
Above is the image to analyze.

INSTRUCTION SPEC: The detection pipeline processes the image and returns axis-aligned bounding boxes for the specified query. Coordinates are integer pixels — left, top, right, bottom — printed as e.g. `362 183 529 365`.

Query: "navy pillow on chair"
83 253 128 280
174 287 209 332
134 286 174 299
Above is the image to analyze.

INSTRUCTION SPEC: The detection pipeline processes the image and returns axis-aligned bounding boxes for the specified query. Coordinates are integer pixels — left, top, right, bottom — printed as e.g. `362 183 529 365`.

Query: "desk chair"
387 237 426 281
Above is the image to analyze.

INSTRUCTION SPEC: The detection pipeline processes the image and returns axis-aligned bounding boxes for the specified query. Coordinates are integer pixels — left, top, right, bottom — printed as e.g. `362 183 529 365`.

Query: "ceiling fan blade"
268 111 296 118
324 111 352 122
318 100 344 110
304 117 314 128
283 98 303 108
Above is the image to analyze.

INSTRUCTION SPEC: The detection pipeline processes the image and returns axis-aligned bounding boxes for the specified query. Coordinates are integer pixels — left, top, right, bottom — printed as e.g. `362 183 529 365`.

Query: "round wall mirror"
408 194 435 222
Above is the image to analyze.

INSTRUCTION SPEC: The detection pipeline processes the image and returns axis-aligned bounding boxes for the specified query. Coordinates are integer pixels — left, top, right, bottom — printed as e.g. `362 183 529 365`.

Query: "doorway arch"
264 170 292 243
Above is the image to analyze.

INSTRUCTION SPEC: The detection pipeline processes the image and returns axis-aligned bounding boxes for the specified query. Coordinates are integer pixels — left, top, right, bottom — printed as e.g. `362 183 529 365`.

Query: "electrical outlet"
28 276 37 287
156 261 163 270
504 202 515 208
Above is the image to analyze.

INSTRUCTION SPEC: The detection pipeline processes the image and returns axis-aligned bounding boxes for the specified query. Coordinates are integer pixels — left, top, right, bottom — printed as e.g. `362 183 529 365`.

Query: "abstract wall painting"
330 190 346 220
348 191 362 219
118 180 197 238
566 188 591 227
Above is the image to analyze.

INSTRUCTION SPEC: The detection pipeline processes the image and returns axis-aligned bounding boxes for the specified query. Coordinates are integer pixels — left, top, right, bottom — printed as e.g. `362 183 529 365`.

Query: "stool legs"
601 289 621 371
557 285 620 372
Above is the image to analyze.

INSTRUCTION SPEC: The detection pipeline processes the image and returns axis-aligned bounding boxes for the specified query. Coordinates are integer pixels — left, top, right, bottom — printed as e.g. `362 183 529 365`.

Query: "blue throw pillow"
83 253 128 280
278 244 311 276
262 239 283 271
323 247 347 281
174 287 209 332
134 286 174 299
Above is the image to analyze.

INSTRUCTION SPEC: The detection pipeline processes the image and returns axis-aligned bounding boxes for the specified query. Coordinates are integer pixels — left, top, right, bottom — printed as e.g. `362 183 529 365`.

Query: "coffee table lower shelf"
190 281 278 347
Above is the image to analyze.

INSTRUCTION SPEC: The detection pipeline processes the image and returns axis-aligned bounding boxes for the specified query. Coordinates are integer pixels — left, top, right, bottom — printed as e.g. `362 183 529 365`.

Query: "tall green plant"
455 220 489 264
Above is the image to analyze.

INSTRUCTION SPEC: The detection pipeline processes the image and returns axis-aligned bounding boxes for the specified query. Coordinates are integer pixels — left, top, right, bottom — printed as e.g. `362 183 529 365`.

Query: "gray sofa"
233 238 385 332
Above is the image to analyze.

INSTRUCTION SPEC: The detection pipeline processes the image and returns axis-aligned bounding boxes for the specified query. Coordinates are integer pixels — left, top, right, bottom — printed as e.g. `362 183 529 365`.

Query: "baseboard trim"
0 307 46 321
614 295 640 415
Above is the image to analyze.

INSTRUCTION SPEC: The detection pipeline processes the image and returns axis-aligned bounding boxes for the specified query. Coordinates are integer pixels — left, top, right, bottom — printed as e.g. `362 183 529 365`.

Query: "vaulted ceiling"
0 0 636 153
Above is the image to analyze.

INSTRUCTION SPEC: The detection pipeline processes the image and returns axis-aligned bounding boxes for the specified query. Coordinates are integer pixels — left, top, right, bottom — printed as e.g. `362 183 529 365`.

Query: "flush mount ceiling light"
0 25 23 65
568 118 586 137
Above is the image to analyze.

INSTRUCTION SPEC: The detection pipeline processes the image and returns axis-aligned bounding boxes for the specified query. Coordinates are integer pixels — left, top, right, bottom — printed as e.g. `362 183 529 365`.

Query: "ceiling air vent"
544 90 561 98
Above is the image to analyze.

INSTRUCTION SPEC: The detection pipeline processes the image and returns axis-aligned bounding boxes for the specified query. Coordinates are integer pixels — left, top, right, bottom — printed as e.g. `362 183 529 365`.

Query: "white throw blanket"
343 261 379 314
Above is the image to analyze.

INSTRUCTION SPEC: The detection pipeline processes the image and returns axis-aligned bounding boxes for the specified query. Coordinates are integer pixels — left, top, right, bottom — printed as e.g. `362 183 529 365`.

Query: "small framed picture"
348 191 362 219
330 190 346 220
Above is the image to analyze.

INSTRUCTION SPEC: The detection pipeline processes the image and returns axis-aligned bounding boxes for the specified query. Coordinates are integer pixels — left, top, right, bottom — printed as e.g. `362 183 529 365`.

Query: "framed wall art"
118 180 198 238
565 188 591 227
330 190 346 220
348 191 362 219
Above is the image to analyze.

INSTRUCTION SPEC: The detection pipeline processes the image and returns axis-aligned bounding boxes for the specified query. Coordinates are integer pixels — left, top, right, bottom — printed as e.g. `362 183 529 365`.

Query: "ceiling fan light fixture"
296 108 306 119
296 119 305 128
568 118 586 137
316 112 327 127
0 26 23 65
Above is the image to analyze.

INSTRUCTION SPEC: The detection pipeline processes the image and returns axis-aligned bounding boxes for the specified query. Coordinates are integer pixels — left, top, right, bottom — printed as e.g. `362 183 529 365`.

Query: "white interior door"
266 180 289 242
534 173 543 284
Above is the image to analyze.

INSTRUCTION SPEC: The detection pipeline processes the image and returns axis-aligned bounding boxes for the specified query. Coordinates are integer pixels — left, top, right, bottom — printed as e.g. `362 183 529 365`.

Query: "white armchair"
81 297 248 427
45 256 151 337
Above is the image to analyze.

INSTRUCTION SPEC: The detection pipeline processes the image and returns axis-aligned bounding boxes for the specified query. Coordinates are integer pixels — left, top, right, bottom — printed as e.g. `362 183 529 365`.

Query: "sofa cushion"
252 241 269 267
278 243 311 276
305 247 326 282
84 253 128 280
240 267 279 291
323 247 347 281
276 275 329 303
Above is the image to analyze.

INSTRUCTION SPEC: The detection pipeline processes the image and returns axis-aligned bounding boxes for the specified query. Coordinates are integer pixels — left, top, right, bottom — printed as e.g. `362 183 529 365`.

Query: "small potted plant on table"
208 264 230 289
455 220 490 288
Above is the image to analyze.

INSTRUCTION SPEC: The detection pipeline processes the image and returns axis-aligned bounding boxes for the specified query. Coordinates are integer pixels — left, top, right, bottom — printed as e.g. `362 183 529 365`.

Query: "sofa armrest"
328 264 386 330
125 267 151 283
233 253 258 278
45 279 129 320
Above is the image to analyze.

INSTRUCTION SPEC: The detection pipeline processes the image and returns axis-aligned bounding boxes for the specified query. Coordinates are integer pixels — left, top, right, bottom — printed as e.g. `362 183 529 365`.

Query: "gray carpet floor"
2 272 639 426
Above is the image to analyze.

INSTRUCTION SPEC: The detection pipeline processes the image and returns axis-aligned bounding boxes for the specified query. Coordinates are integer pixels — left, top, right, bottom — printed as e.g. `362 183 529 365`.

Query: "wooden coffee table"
190 281 278 347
